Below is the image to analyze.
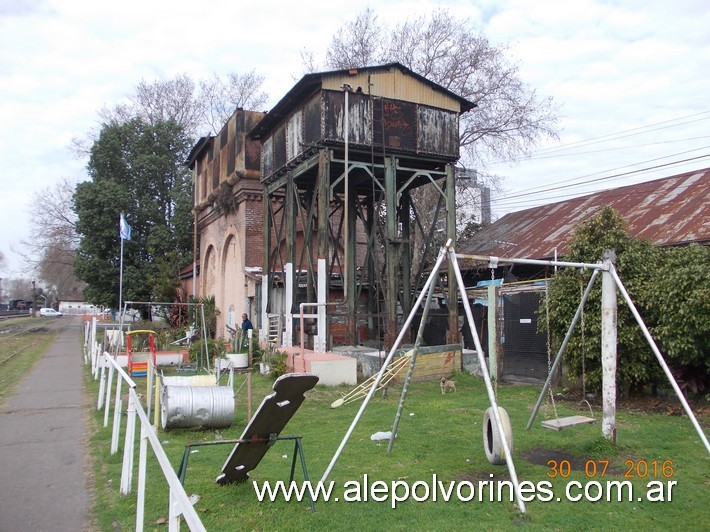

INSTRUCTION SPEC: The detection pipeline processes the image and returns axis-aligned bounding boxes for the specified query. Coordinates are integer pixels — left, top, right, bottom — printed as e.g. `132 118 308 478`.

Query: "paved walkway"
0 316 90 532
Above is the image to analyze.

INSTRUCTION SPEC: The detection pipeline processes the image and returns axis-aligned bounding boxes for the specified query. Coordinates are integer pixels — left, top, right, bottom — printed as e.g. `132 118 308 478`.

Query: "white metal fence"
84 318 206 532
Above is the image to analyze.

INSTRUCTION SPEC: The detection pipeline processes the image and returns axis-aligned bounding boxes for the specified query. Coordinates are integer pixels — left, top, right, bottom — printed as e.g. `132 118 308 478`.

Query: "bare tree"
324 7 386 69
316 8 558 168
200 70 270 133
17 177 81 295
97 74 205 138
72 71 271 157
5 277 33 302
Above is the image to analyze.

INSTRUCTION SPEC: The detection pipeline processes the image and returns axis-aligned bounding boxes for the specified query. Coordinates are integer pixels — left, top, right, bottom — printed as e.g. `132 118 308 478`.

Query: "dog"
440 376 456 394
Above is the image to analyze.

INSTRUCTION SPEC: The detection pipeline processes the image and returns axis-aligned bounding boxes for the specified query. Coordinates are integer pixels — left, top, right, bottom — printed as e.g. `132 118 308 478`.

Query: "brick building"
186 108 265 337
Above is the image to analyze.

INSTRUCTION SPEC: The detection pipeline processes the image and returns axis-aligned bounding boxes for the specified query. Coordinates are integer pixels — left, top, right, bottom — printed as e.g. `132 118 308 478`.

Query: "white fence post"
111 378 123 455
98 352 206 530
120 389 137 494
136 420 149 531
84 321 90 363
97 361 106 410
169 490 181 532
103 357 115 427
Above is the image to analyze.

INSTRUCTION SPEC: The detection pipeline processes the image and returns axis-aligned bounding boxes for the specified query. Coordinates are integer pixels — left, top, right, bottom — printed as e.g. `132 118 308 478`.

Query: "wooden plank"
542 416 596 431
216 373 319 484
410 349 461 382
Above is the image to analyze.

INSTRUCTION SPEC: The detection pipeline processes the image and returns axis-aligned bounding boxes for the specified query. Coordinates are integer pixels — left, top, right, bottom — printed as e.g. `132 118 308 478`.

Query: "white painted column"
316 258 327 352
260 274 268 343
601 251 617 443
284 263 293 347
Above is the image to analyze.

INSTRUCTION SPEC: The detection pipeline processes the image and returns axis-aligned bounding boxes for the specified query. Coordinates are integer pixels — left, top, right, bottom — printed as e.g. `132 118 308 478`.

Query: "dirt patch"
551 390 710 418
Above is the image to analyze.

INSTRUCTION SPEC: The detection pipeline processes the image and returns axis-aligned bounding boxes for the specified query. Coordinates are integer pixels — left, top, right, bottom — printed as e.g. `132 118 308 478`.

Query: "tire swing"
483 406 513 465
480 265 514 466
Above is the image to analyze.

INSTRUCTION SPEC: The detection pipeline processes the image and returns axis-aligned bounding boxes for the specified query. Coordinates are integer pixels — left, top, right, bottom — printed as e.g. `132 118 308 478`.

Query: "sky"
1 0 708 278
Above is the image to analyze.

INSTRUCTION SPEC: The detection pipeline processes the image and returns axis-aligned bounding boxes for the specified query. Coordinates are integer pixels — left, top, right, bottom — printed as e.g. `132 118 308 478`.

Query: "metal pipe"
527 268 600 429
247 328 253 422
455 253 605 271
610 265 710 454
387 275 437 453
200 304 210 371
450 249 527 514
342 84 351 302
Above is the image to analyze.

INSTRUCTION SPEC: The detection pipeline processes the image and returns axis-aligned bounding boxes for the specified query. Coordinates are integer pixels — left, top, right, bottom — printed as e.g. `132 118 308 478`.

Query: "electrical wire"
496 151 710 201
492 154 710 210
518 110 710 157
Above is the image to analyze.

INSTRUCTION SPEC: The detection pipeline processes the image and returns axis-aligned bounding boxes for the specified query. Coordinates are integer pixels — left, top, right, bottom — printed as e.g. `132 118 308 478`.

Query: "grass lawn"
87 368 709 531
0 318 59 404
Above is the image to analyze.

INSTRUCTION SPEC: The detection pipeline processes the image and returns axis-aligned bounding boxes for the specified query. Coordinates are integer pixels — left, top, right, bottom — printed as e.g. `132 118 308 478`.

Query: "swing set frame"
319 243 710 517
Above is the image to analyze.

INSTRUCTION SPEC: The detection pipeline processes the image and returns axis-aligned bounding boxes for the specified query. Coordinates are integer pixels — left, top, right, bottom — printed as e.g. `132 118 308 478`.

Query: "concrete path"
0 316 90 532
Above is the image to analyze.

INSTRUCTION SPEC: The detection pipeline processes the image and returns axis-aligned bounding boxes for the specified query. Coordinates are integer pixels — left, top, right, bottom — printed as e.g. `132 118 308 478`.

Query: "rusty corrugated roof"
462 168 710 259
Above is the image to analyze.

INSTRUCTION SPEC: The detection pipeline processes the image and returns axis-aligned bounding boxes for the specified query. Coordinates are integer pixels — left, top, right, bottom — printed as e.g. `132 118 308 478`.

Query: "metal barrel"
161 385 235 429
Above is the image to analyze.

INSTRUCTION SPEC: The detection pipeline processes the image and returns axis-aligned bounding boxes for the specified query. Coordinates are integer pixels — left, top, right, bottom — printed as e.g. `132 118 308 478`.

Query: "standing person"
240 313 254 350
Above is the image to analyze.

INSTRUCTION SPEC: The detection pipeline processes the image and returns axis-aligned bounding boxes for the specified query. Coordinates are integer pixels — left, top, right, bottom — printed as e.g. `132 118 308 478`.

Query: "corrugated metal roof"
462 168 710 259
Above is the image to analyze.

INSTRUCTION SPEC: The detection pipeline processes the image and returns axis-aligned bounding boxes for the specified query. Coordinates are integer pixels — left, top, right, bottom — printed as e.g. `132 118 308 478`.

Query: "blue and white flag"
119 213 132 240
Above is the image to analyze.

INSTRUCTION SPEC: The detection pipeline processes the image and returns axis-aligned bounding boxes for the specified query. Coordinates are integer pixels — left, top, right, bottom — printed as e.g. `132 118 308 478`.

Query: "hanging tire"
483 406 513 465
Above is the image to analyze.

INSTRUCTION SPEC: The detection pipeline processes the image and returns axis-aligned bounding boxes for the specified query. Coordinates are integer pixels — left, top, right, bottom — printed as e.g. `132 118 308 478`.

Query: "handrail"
98 352 206 531
125 329 157 336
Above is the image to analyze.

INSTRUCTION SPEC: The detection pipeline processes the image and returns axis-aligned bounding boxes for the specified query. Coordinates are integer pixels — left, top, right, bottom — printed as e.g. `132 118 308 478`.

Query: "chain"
545 281 559 420
580 277 587 399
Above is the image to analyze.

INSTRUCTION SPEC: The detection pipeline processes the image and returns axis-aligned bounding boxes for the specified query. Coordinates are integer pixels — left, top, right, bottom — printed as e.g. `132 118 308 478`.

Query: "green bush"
267 350 289 380
543 206 709 397
188 338 225 364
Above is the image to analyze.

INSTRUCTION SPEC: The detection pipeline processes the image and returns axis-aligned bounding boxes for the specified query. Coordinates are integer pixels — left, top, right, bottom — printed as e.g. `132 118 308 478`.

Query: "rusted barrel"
161 385 235 429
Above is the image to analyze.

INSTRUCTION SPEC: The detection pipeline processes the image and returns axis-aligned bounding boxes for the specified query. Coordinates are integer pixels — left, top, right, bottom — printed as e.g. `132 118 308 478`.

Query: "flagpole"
119 226 124 320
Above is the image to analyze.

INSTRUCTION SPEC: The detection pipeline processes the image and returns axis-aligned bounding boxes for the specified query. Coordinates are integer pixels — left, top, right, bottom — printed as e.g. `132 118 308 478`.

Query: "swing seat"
542 415 596 431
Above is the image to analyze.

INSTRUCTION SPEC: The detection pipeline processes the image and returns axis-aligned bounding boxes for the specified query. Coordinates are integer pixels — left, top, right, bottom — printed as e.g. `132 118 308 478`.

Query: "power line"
492 154 710 207
492 178 709 214
523 110 710 156
523 135 710 161
497 149 710 200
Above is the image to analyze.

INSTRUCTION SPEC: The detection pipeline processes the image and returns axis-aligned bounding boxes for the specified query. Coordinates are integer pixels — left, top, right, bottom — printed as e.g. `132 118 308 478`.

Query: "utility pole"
32 280 37 318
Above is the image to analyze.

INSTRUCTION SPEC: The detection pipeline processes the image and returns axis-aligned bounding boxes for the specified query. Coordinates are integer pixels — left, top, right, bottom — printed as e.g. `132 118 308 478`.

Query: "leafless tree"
96 74 205 138
5 277 33 301
315 8 558 169
200 70 270 134
324 7 386 70
72 71 270 157
17 177 81 295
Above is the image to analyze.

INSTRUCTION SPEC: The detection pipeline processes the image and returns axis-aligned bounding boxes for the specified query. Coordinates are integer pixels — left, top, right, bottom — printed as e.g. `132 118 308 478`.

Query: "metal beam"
384 156 399 348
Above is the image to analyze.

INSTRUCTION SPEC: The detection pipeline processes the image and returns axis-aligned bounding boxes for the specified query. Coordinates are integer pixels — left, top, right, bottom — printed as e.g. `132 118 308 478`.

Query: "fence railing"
85 318 206 532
